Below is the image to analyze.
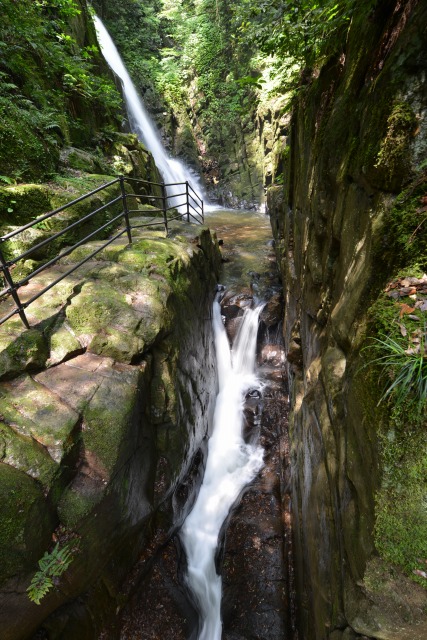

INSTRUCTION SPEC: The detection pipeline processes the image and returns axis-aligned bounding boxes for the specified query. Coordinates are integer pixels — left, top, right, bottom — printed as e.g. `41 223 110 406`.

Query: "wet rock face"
267 1 427 638
0 224 221 639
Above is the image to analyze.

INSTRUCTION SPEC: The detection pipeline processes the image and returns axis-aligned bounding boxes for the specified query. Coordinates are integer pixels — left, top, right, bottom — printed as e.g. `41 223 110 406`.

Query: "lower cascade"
181 294 265 639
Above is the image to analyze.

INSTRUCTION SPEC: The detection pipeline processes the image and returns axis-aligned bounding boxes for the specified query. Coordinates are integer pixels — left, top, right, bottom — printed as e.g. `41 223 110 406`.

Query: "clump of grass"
368 326 427 413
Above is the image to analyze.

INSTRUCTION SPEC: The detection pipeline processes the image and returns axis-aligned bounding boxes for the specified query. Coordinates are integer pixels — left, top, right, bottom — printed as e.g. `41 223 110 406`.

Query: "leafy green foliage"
96 0 370 181
27 543 74 605
366 273 427 582
0 0 122 180
232 0 364 68
93 0 163 110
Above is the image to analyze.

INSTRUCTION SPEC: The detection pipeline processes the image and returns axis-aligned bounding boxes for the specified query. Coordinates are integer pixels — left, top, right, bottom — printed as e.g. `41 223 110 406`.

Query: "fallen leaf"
413 569 427 579
415 300 427 311
405 346 420 355
399 323 407 337
399 303 415 317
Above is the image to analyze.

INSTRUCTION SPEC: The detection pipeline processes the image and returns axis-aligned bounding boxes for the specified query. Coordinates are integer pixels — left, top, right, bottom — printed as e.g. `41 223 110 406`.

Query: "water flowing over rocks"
0 221 221 639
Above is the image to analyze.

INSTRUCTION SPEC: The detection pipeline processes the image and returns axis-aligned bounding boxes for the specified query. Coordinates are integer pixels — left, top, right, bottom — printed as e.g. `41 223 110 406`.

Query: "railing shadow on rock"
0 176 204 329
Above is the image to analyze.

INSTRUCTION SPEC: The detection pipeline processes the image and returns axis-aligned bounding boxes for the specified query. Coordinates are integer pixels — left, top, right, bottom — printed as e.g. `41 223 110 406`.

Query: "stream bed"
116 209 296 640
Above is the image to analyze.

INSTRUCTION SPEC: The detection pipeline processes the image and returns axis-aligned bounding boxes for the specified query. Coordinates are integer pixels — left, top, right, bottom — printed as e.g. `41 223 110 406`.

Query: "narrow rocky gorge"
0 0 426 638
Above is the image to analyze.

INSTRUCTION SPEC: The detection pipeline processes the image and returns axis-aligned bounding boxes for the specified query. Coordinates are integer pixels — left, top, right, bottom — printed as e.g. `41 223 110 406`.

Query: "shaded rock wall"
268 1 427 638
193 95 289 210
0 223 221 639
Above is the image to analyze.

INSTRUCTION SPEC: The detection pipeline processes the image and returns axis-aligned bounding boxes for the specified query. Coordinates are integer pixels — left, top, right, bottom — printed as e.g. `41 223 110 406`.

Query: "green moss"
0 184 51 227
62 240 126 265
368 291 420 337
374 402 427 585
0 422 58 488
0 462 53 582
58 486 101 529
364 267 427 586
0 375 79 462
66 281 129 332
82 379 139 473
381 175 427 272
374 102 418 189
0 328 48 380
61 147 103 173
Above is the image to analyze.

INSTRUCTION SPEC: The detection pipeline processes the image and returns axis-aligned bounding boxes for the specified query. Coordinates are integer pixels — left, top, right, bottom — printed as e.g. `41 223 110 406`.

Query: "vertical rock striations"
268 1 427 638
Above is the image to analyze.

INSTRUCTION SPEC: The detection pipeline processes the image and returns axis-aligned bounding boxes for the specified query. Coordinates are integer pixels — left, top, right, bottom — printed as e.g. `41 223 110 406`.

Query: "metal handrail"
0 176 204 328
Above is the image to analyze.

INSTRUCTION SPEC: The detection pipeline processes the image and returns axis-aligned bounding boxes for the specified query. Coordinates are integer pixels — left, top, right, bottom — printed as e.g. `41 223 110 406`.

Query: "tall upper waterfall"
181 296 265 639
93 16 204 202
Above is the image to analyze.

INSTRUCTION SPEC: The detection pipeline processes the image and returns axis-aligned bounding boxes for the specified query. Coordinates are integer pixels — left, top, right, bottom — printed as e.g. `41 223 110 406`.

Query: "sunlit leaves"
231 0 360 68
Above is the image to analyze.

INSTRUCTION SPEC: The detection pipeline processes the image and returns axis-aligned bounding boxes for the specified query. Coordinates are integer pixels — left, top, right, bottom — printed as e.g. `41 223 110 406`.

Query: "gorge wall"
268 1 427 638
0 221 221 639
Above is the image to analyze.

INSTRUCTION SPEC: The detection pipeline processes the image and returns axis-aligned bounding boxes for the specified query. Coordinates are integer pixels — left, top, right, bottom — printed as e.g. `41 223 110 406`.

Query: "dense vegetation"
0 0 121 182
95 0 375 198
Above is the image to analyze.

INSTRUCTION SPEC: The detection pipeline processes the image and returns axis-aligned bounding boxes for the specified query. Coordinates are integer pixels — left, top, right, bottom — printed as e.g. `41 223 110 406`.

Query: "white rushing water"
181 296 264 640
93 16 204 205
95 16 263 635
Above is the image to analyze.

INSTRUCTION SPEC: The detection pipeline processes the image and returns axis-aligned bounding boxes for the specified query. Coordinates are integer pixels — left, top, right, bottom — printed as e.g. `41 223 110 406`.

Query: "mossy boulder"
59 147 104 174
0 184 52 227
0 375 79 463
65 280 145 362
0 325 48 380
0 462 55 584
47 320 83 367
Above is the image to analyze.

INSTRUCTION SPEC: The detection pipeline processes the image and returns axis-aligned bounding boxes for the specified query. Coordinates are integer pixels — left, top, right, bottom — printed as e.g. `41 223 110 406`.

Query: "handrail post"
0 245 30 329
185 181 190 222
119 176 132 244
161 183 168 236
201 199 204 223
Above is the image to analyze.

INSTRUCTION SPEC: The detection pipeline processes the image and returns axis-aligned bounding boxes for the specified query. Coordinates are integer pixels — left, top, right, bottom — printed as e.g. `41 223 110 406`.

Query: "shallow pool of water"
204 208 275 297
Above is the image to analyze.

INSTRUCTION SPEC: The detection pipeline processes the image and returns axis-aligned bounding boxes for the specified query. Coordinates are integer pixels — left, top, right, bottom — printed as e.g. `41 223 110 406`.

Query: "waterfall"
93 16 204 204
181 296 265 639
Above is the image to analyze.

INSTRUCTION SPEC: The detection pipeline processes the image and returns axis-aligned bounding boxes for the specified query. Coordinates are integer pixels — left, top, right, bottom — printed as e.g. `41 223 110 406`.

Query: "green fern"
27 573 54 606
27 543 74 605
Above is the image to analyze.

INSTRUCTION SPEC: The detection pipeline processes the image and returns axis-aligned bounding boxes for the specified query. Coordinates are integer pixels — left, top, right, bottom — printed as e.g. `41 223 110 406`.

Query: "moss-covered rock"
0 184 52 227
0 326 48 380
47 319 84 367
0 219 221 639
0 375 79 463
0 422 58 488
0 462 54 584
60 147 104 174
65 280 144 361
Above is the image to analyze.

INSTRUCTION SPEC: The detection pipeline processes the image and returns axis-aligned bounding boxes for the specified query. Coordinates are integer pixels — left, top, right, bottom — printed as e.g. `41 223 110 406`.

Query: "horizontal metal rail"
0 179 120 243
0 176 204 328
